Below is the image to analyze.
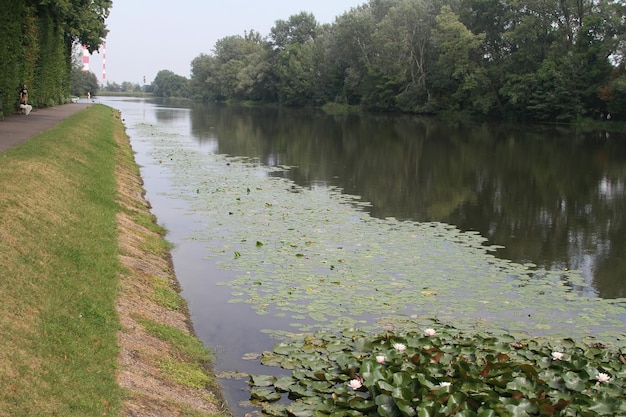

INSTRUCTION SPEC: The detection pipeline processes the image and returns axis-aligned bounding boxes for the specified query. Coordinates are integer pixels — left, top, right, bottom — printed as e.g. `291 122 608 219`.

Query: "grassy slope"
0 105 122 416
0 105 229 417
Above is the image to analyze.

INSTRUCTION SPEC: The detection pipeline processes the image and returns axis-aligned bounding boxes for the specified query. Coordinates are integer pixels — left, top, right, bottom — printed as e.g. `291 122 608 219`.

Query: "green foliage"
270 12 319 51
0 1 28 116
70 67 99 96
152 69 190 98
250 326 626 416
187 0 626 121
0 0 110 116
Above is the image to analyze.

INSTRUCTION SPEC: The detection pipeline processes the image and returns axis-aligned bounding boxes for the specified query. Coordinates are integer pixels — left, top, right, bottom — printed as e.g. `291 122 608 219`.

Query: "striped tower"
82 45 90 72
102 42 106 82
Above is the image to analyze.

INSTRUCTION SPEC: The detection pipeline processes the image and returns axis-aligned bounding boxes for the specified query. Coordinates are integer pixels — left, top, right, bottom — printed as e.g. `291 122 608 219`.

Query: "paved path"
0 103 91 153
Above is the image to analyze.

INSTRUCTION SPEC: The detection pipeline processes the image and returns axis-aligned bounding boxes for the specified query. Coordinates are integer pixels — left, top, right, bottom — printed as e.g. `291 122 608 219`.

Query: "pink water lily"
348 378 363 390
551 351 564 360
376 355 386 364
596 372 611 383
424 328 437 337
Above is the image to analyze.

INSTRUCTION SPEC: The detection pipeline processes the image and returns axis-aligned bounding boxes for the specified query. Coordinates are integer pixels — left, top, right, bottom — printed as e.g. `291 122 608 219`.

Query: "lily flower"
348 379 363 390
393 343 407 352
438 382 451 388
376 355 386 364
551 351 564 361
596 372 611 383
424 328 437 337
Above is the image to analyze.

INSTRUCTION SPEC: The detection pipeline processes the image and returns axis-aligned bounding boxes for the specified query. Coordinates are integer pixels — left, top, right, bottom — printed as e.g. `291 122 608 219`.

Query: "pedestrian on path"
19 84 32 115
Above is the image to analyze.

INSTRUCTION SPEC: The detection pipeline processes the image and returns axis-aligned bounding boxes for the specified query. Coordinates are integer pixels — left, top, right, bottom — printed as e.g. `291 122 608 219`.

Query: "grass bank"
0 105 229 416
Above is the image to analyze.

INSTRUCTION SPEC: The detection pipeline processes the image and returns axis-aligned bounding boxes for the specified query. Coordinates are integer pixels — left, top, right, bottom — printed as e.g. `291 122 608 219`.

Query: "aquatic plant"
249 325 626 416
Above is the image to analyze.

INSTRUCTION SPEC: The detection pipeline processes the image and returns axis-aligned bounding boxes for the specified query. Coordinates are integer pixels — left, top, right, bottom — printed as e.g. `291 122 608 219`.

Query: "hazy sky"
87 0 366 85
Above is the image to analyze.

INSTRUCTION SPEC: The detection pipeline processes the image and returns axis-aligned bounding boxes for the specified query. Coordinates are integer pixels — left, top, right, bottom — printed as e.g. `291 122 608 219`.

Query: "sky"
87 0 367 85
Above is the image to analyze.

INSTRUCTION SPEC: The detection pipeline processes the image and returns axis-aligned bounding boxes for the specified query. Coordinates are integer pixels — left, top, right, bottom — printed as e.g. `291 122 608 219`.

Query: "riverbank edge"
111 105 232 416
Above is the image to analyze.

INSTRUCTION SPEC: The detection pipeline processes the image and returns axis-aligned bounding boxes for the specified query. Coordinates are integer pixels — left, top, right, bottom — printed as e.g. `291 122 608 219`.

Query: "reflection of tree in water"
189 103 626 299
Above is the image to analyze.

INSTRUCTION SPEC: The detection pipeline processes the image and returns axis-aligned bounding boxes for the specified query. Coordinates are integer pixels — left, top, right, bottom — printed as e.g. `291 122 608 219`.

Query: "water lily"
376 355 386 364
596 372 611 383
348 379 363 390
551 351 564 360
393 343 407 352
424 328 437 337
438 381 451 388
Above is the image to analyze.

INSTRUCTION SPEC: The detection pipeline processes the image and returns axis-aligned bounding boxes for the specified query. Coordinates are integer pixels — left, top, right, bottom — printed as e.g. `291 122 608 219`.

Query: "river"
101 97 626 416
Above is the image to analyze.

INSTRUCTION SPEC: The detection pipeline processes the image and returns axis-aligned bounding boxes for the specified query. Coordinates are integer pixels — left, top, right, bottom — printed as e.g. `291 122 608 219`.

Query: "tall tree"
270 12 321 105
432 5 489 113
270 12 318 50
329 6 376 104
372 0 438 111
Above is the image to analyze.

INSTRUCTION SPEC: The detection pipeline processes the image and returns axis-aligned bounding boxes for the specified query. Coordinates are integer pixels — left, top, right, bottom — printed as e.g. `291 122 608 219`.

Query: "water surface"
102 97 626 415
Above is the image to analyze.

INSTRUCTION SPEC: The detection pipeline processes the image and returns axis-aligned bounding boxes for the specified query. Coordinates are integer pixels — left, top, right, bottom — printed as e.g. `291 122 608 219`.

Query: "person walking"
19 84 32 115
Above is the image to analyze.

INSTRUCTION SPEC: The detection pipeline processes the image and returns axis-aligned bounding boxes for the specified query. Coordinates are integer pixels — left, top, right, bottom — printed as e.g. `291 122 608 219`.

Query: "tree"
190 53 219 101
328 6 377 104
151 70 189 98
27 0 112 52
432 5 490 113
371 0 439 112
270 12 319 50
190 32 274 103
269 13 324 106
70 68 99 96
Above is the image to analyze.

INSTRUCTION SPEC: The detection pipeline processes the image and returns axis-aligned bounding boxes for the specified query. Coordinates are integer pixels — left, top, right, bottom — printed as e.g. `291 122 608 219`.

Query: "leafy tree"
28 0 111 52
273 43 319 106
432 5 490 113
181 0 626 120
70 68 99 96
190 53 219 101
269 13 324 106
151 70 189 98
0 0 111 114
328 6 377 104
371 0 438 112
191 32 274 102
270 12 318 50
602 69 626 118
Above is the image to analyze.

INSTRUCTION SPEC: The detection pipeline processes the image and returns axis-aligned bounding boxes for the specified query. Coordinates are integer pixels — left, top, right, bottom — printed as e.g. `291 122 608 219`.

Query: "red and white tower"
82 45 90 72
102 42 107 82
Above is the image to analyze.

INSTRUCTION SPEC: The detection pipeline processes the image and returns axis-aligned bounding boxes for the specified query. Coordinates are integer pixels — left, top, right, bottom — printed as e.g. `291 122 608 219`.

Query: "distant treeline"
153 0 626 122
0 0 110 117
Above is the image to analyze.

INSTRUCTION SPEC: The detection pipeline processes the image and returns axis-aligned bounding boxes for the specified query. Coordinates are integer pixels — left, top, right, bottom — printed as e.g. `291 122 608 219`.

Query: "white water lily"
376 355 386 364
424 328 437 337
393 343 407 352
596 372 611 383
439 382 451 387
348 379 363 390
551 351 564 360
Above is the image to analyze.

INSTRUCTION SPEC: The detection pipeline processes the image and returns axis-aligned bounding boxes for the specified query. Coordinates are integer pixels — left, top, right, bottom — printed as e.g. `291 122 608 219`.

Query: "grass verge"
0 104 230 416
0 105 122 416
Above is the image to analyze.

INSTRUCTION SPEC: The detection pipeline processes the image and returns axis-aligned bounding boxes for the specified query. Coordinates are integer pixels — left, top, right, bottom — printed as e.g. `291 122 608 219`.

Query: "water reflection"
186 101 626 299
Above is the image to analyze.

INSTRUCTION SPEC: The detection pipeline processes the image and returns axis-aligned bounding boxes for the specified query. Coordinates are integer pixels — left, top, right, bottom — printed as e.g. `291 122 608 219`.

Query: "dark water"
102 97 626 414
183 100 626 299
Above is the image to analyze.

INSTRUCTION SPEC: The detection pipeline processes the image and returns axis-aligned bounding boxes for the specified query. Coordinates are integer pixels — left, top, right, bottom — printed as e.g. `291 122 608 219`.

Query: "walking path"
0 103 91 153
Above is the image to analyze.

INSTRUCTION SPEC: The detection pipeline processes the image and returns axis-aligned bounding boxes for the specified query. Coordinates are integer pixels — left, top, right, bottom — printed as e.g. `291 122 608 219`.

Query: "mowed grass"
0 105 123 416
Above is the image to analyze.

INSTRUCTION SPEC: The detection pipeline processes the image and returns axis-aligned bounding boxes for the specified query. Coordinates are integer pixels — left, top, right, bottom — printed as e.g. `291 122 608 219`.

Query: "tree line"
0 0 110 116
153 0 626 122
